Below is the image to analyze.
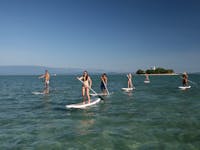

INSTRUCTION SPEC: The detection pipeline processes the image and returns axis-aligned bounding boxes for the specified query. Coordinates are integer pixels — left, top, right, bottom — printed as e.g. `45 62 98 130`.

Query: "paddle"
77 78 104 100
180 76 197 86
188 79 197 85
102 80 110 95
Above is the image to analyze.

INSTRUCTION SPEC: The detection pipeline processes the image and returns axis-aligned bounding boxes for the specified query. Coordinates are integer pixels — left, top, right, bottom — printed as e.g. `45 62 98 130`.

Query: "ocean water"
0 74 200 150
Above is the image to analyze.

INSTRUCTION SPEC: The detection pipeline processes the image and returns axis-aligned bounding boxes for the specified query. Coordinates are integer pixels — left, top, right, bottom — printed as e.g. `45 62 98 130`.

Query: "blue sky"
0 0 199 72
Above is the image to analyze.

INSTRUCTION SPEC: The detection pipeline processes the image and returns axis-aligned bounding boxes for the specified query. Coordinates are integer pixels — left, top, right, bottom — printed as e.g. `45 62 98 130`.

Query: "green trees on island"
136 67 174 74
136 69 145 74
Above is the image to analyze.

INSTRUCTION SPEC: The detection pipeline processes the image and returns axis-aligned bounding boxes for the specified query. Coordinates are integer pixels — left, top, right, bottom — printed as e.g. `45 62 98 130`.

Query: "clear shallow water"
0 74 200 150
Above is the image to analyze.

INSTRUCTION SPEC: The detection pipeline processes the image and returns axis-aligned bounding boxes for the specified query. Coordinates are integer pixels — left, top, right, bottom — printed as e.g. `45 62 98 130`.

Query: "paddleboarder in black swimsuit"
100 73 108 95
182 72 188 86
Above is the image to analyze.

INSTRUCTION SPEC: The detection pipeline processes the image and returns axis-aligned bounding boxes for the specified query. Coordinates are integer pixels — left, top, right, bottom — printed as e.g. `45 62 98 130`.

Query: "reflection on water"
127 91 133 97
76 111 95 136
43 87 49 94
42 94 52 111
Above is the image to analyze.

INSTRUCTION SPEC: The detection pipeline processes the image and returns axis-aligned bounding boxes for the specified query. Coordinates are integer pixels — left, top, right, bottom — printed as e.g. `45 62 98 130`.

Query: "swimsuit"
100 81 106 91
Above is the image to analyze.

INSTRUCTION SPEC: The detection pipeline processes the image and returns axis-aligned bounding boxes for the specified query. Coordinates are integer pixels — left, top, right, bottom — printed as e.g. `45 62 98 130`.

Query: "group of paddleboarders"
38 70 190 103
76 71 110 104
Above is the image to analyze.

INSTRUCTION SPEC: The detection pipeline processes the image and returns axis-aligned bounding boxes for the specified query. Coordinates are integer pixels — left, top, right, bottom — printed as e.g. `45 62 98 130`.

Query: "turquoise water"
0 74 200 150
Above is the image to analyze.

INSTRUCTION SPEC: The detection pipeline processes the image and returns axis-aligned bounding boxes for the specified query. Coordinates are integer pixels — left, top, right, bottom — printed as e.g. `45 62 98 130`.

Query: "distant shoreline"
138 73 179 76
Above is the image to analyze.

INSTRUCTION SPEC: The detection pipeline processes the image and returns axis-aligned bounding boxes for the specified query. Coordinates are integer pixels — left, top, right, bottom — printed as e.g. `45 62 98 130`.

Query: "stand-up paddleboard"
66 98 101 109
144 80 150 83
90 92 113 97
121 87 135 92
32 91 45 95
178 86 191 90
90 93 106 96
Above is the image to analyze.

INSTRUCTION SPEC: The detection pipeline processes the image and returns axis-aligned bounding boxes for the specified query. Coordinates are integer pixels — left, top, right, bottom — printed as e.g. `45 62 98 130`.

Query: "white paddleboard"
90 93 105 96
90 92 113 96
121 87 135 92
66 98 101 109
178 86 191 90
32 91 45 95
144 80 150 83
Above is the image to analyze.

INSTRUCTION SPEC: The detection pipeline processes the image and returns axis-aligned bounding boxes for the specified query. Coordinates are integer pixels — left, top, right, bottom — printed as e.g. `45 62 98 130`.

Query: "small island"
136 67 177 75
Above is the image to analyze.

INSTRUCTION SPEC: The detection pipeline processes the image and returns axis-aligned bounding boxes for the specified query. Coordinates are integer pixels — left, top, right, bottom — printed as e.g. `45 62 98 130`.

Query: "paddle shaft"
180 76 197 85
102 80 110 95
188 79 197 85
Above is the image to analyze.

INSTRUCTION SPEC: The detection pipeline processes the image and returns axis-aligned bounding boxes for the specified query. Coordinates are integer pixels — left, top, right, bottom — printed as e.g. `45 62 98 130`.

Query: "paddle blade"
98 95 104 100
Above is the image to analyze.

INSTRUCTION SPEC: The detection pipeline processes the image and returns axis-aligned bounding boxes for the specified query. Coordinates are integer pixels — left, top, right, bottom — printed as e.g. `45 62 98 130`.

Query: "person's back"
45 71 50 82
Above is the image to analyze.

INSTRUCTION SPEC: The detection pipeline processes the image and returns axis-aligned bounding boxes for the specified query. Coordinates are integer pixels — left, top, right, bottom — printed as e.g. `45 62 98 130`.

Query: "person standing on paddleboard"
182 72 188 86
127 73 133 88
39 70 50 94
77 71 92 104
100 73 108 95
145 73 149 81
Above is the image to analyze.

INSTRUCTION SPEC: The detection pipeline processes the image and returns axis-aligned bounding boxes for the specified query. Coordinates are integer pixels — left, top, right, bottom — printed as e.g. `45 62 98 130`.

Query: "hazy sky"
0 0 199 72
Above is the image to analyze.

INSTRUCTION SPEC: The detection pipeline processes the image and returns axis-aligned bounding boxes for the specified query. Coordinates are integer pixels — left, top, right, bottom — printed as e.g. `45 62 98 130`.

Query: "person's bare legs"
86 87 90 103
82 87 86 104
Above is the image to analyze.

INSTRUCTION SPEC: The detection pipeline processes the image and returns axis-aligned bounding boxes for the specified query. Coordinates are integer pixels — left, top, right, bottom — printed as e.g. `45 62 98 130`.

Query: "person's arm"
89 77 92 88
104 77 108 84
101 76 104 82
38 74 45 79
77 76 83 80
185 78 188 86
